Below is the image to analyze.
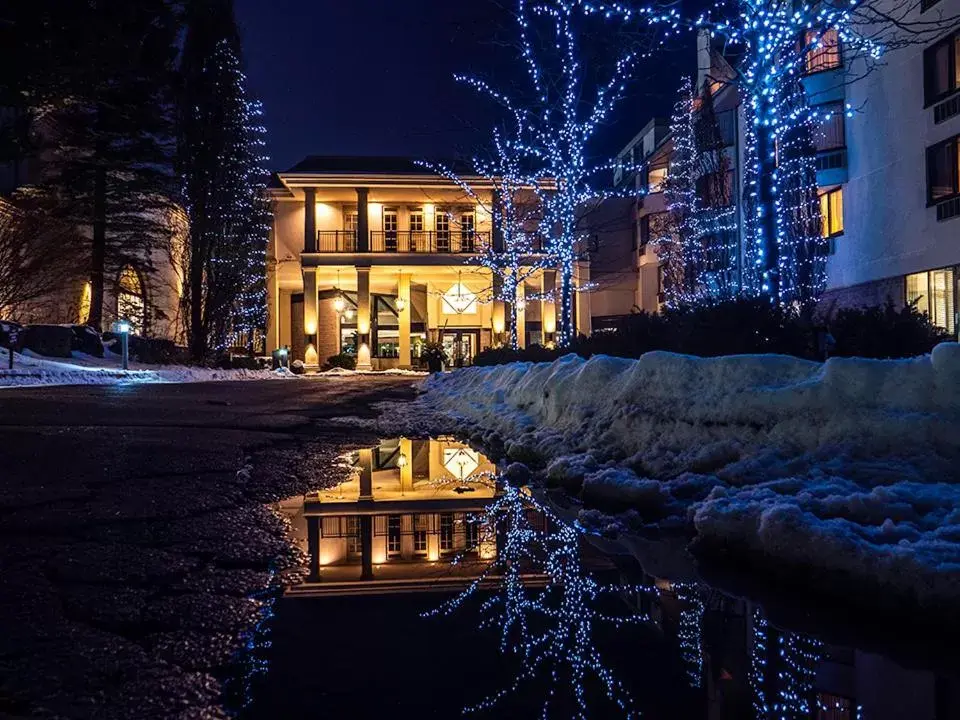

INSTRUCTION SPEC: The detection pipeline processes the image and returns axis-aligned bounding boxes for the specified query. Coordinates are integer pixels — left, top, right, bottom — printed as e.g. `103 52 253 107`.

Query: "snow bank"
421 346 960 602
0 350 295 388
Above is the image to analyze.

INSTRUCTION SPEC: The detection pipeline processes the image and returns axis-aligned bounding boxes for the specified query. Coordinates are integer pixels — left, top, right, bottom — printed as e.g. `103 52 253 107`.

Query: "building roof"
280 155 474 176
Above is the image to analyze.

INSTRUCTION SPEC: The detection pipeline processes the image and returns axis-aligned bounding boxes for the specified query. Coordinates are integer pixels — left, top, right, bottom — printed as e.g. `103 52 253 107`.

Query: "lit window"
906 271 930 316
805 29 842 74
77 282 92 325
926 134 960 203
932 268 956 334
409 209 424 232
907 268 956 335
819 187 844 238
647 166 668 193
117 266 145 335
923 30 960 105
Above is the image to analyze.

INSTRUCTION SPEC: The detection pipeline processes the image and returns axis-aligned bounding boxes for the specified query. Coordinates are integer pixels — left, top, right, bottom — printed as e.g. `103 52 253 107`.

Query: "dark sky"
233 0 700 173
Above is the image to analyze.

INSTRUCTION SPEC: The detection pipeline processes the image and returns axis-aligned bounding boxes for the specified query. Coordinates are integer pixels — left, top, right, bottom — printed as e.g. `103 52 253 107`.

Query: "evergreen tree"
178 0 270 358
15 0 181 332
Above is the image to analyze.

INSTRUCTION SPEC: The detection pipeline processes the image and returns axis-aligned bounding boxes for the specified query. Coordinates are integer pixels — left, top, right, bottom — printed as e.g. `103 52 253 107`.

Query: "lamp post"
116 320 131 370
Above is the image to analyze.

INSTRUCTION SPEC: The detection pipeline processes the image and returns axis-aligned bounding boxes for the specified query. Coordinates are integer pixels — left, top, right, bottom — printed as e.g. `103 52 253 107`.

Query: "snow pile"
421 345 960 602
0 350 295 388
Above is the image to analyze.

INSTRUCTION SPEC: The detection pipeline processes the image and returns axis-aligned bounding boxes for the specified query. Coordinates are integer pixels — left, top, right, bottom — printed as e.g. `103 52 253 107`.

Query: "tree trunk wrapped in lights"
455 0 651 345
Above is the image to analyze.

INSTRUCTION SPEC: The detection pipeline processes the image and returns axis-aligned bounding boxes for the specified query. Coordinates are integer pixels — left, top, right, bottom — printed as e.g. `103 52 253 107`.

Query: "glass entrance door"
441 331 476 368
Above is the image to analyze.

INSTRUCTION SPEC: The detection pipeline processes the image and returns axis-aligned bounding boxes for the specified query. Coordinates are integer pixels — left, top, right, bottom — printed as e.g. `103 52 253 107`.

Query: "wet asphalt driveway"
0 377 416 719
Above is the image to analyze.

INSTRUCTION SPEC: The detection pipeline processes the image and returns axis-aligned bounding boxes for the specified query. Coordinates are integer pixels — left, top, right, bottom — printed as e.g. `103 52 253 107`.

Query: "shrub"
20 325 74 358
420 341 448 371
103 333 183 365
290 359 306 375
470 297 951 366
69 325 104 358
829 302 950 359
322 352 356 371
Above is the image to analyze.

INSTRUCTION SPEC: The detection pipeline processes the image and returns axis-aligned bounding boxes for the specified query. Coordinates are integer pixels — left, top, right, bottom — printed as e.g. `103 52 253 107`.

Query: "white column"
356 266 372 370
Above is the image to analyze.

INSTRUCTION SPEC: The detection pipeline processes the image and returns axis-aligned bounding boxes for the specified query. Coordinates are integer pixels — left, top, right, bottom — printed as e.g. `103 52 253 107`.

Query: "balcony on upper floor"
312 229 547 256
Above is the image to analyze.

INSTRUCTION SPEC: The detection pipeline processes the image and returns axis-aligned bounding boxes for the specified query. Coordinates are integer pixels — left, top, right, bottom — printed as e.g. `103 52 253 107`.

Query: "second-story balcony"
316 230 493 254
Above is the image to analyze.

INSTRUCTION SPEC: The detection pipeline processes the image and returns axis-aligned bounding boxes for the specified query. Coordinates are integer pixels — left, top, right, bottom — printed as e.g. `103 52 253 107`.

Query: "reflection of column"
574 261 591 338
399 437 413 494
356 187 369 252
398 273 411 368
360 515 373 580
491 273 506 346
515 281 526 349
542 269 557 345
356 266 372 370
358 448 373 499
306 515 320 580
303 267 319 365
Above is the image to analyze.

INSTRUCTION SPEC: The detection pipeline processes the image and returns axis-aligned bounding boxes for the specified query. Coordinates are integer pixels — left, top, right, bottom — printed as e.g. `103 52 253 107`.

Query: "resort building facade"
611 3 960 338
267 156 590 368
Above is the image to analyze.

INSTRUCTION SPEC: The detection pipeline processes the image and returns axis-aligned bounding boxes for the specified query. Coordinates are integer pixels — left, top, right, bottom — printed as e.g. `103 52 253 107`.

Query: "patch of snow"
0 350 295 388
318 366 428 377
416 345 960 602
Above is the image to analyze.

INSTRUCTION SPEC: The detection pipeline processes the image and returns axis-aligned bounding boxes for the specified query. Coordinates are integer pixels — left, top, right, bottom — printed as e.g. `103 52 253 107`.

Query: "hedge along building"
266 156 589 369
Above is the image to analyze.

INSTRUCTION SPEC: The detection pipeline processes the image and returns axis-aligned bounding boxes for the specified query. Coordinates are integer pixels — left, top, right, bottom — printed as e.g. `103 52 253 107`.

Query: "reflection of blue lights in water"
426 481 651 719
674 582 704 688
750 607 824 720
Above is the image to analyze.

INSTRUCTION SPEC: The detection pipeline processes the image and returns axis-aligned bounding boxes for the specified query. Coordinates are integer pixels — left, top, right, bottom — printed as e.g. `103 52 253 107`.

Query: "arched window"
117 265 145 335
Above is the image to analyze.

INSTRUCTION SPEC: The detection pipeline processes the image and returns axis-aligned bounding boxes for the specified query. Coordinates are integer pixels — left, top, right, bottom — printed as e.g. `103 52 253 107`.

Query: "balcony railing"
315 230 493 253
370 230 490 253
317 231 358 253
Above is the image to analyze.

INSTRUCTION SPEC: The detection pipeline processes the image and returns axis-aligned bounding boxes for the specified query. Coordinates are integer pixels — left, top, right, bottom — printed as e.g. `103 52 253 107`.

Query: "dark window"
924 31 960 106
816 692 853 720
927 135 960 204
814 102 846 152
640 212 669 247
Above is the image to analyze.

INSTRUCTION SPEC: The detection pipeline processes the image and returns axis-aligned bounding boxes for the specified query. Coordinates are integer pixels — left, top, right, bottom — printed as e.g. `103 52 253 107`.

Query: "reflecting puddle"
250 438 960 719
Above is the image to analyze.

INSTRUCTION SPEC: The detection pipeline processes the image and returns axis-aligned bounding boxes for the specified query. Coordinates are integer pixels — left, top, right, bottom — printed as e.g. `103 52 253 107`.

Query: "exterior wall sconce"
396 296 406 312
397 452 408 468
334 294 346 313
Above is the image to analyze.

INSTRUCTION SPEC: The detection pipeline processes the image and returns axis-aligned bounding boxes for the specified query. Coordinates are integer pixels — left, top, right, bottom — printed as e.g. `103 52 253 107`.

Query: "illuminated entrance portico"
266 156 571 369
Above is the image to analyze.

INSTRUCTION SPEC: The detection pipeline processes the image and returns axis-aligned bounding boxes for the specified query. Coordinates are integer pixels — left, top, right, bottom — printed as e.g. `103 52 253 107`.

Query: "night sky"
233 0 701 174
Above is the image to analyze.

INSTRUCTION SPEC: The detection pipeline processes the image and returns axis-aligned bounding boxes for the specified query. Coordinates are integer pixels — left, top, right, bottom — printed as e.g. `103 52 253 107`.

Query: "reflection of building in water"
278 437 502 595
624 573 960 720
